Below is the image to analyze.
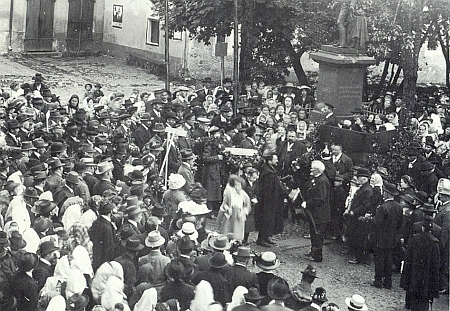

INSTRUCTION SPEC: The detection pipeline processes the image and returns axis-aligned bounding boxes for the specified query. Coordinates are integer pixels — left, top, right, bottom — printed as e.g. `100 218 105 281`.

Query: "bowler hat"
67 293 90 311
398 193 416 207
244 287 264 301
23 187 39 199
121 236 144 251
312 287 328 303
33 216 53 232
151 203 168 217
17 252 39 271
165 259 186 280
9 231 26 250
37 241 59 256
128 170 144 181
94 135 109 145
50 142 65 154
267 277 291 300
33 138 48 148
85 126 98 136
220 105 231 113
383 182 399 196
208 252 229 269
6 119 20 129
177 235 195 251
355 168 371 178
223 77 233 83
180 149 195 161
421 161 435 171
33 170 47 180
425 136 436 148
65 171 80 185
153 123 165 132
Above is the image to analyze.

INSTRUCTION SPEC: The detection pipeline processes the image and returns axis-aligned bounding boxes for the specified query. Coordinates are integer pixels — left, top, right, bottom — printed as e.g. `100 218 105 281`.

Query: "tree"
158 0 336 86
427 0 450 95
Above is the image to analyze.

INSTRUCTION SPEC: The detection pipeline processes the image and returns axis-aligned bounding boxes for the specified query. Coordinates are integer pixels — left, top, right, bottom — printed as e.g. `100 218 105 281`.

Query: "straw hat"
168 174 186 190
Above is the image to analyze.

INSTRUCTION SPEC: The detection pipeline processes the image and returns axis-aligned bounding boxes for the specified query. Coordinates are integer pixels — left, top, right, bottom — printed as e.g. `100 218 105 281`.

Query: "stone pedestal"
310 45 376 116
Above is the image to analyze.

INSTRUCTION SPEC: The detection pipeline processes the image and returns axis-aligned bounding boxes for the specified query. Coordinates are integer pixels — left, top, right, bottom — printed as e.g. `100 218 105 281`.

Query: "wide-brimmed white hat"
145 230 165 248
176 222 198 241
178 201 211 216
345 294 368 311
437 178 450 196
168 174 186 190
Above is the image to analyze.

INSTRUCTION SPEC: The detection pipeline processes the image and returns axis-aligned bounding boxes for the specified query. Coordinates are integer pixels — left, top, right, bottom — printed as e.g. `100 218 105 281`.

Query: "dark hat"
332 176 344 182
73 162 87 173
65 171 80 185
152 203 168 217
384 182 399 196
180 149 195 161
32 73 45 81
420 203 437 213
97 111 110 119
165 260 187 280
119 224 137 241
421 161 435 171
67 293 90 311
23 187 39 199
16 114 31 123
121 236 144 251
48 158 64 170
128 170 144 181
98 200 114 215
6 119 20 129
124 205 144 217
31 97 44 106
33 216 53 232
140 113 153 121
244 287 264 301
150 99 164 106
33 138 48 148
220 105 231 113
398 193 416 207
17 252 39 271
9 231 26 250
301 264 318 278
355 168 371 178
94 135 109 145
177 235 195 251
66 122 79 132
9 149 22 161
50 142 65 154
267 277 291 300
153 123 165 133
208 252 229 269
49 110 65 119
113 133 128 144
31 200 56 217
422 215 434 230
94 83 102 88
414 190 428 205
202 77 213 83
208 235 231 250
223 77 233 83
232 246 254 258
34 170 47 180
324 102 334 109
164 111 178 120
37 241 59 256
85 126 98 136
424 136 435 148
312 287 328 303
0 231 9 248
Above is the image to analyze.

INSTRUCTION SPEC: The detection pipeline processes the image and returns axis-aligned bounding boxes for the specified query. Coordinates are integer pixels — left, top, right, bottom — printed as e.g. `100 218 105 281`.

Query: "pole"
220 56 224 85
164 0 170 91
233 0 239 117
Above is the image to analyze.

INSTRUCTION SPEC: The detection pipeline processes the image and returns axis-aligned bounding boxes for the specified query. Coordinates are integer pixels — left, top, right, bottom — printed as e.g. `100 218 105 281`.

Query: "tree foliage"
157 0 337 86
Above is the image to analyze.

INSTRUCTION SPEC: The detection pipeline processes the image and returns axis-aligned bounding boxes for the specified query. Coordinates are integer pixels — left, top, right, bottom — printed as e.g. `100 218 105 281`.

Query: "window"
173 31 182 41
216 34 226 43
146 19 160 45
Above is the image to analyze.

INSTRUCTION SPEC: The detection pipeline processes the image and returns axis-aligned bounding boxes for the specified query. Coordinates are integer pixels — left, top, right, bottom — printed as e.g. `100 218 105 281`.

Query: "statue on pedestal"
331 0 369 50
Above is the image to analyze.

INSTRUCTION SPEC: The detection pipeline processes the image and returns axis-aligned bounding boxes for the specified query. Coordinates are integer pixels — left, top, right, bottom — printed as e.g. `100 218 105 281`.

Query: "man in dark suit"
211 105 232 129
196 77 214 102
89 200 118 271
232 288 264 311
82 158 99 195
178 149 196 192
371 183 403 289
177 236 199 283
323 102 339 127
226 247 260 292
330 143 353 189
400 143 426 187
145 99 164 127
345 168 374 264
44 159 65 193
33 241 59 290
133 113 153 150
10 252 39 311
92 162 116 196
303 161 331 263
277 128 307 176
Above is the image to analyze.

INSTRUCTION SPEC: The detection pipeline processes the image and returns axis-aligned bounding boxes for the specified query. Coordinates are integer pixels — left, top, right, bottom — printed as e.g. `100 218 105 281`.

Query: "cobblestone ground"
0 54 448 311
1 54 165 100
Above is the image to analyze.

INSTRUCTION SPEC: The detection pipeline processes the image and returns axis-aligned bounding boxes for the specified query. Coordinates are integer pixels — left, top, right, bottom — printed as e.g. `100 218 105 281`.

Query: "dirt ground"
0 54 448 311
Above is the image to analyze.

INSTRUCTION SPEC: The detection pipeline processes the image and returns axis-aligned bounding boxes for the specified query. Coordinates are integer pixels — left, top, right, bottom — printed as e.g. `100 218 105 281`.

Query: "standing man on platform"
331 0 358 48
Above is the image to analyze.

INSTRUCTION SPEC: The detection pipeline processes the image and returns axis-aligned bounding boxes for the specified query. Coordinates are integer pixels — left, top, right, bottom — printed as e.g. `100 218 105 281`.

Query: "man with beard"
211 105 232 129
33 241 60 290
302 160 330 262
256 153 288 247
277 128 307 177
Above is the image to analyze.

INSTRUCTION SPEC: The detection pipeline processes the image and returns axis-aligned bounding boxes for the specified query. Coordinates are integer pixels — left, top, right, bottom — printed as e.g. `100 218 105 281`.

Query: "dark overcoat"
256 163 287 237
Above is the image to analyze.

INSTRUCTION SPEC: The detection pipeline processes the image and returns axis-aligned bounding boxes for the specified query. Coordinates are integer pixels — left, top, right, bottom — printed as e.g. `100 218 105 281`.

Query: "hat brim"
121 240 145 251
208 238 231 250
345 297 368 311
256 260 280 271
145 238 165 248
301 271 318 278
232 251 255 258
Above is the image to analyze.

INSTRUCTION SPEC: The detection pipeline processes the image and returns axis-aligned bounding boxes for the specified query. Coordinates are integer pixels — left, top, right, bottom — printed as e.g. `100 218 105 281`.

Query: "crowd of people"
0 72 447 311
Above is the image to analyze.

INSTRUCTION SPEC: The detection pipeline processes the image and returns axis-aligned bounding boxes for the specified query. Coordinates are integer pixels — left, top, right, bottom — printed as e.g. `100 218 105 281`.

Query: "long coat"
194 268 232 305
346 182 373 247
373 199 403 249
89 216 117 271
256 163 288 237
225 264 260 292
303 173 331 225
201 140 223 202
10 270 39 311
400 232 440 300
32 259 54 290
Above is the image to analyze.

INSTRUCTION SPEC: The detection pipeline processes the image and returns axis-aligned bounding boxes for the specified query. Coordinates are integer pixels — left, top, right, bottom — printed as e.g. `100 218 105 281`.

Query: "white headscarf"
190 280 215 311
54 245 93 279
227 286 248 311
101 276 128 311
133 288 158 311
45 295 66 311
91 261 124 303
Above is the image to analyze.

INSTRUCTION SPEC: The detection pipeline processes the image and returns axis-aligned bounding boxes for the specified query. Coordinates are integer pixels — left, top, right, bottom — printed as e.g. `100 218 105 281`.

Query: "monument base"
310 45 376 117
